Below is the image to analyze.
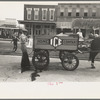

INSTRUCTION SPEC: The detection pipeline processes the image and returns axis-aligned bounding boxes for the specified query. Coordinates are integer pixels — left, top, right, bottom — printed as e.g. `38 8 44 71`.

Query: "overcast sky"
0 1 99 20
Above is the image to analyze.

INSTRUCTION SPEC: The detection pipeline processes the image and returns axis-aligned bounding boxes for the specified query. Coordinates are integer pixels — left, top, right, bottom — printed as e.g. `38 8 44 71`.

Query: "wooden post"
31 24 33 38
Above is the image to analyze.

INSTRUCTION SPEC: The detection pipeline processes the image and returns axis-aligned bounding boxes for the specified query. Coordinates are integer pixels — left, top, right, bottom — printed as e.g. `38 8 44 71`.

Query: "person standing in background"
89 34 100 69
19 29 30 73
77 29 84 41
11 36 18 52
77 29 84 48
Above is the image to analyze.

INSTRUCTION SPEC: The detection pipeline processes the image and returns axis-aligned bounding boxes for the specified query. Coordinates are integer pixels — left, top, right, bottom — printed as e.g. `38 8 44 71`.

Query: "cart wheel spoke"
62 53 79 71
32 50 49 70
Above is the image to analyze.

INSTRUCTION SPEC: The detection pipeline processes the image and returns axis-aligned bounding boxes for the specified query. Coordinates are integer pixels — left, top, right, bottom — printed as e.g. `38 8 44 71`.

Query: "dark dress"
89 37 100 63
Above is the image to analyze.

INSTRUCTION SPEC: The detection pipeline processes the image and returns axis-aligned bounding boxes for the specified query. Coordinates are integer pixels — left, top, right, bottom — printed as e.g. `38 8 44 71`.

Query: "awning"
56 22 72 29
18 20 56 24
0 27 19 30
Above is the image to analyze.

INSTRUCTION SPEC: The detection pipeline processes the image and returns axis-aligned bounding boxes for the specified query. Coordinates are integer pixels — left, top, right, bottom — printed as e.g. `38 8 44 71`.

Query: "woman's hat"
21 28 28 32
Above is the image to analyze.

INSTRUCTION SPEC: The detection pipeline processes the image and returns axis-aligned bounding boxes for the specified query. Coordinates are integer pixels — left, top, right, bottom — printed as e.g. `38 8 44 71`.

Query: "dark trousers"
13 43 17 51
21 52 30 72
89 51 98 63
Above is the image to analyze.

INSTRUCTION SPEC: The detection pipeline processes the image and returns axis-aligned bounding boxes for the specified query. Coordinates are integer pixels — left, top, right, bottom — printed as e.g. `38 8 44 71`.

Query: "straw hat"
21 28 28 32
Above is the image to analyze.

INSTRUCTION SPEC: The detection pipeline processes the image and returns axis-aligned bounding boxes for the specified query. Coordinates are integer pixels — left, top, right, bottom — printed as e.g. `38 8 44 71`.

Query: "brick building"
57 3 100 36
19 3 100 37
19 4 57 37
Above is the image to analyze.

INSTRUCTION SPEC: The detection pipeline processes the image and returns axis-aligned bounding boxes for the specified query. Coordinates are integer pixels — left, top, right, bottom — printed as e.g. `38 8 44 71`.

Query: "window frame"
42 8 48 20
76 8 80 17
60 12 64 16
68 12 72 17
34 8 39 20
76 12 80 17
68 8 72 17
84 12 88 17
92 9 96 17
49 8 55 21
84 9 88 17
26 8 32 20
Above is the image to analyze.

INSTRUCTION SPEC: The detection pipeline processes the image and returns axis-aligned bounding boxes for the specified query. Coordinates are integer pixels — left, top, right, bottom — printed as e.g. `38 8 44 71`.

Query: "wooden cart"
32 34 80 71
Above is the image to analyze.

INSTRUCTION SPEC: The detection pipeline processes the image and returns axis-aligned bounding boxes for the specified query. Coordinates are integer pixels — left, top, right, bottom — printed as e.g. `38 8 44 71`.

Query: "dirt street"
0 55 100 82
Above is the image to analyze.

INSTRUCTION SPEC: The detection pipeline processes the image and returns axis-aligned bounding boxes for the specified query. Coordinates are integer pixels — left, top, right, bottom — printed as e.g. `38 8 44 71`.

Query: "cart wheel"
61 53 79 71
32 51 49 70
35 50 49 56
40 50 49 57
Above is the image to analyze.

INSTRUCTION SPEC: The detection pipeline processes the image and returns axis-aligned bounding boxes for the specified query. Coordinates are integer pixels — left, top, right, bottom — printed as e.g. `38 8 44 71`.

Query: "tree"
72 18 100 29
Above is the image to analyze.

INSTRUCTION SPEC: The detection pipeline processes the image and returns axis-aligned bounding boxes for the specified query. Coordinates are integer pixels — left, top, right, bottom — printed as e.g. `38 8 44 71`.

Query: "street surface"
0 55 100 82
0 40 100 82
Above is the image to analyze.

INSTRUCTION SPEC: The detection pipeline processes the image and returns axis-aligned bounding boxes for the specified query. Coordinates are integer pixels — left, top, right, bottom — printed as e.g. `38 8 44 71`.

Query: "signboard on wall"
56 22 72 28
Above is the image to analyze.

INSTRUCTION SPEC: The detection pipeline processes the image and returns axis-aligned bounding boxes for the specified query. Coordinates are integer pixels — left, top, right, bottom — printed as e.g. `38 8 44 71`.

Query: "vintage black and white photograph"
0 1 100 83
1 0 100 99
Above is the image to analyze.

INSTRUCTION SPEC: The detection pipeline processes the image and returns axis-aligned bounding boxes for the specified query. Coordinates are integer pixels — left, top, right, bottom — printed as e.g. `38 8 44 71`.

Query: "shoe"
91 67 95 69
19 70 23 73
91 63 95 69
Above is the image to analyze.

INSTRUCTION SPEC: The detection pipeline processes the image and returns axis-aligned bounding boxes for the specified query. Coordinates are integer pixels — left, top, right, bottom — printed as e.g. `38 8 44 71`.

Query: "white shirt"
77 31 84 42
20 33 27 44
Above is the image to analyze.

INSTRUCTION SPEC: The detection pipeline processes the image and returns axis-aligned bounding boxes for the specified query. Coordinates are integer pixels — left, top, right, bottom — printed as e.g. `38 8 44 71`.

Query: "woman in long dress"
19 30 30 73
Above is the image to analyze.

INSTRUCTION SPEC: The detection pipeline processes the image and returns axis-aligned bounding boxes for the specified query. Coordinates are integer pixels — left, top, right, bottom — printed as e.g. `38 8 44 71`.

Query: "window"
51 25 55 29
26 8 32 20
44 25 50 28
84 12 88 17
36 25 41 35
36 25 41 29
34 8 39 20
68 8 72 17
25 24 31 35
68 12 71 16
92 9 96 17
76 12 79 17
49 9 55 21
92 12 96 17
60 12 64 16
42 8 47 20
84 9 88 17
60 7 64 17
76 8 80 17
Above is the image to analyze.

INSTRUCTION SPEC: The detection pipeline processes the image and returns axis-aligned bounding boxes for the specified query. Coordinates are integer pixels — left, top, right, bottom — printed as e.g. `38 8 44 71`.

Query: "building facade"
0 18 20 38
19 3 100 37
56 3 100 36
19 4 57 37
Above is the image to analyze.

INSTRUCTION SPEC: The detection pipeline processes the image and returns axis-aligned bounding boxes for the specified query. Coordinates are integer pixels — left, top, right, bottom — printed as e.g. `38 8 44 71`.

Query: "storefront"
18 20 56 37
0 27 20 38
56 21 73 34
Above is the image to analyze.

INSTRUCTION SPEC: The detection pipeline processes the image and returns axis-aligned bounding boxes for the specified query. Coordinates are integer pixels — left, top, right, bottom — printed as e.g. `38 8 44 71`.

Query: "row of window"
26 7 98 20
26 8 55 21
60 12 96 17
60 8 97 17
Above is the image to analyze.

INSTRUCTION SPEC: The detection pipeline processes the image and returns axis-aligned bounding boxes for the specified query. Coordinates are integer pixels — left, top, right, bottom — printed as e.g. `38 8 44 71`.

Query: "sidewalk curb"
0 38 11 41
